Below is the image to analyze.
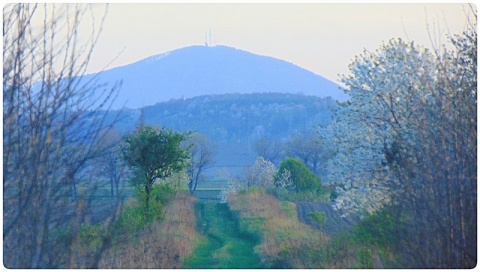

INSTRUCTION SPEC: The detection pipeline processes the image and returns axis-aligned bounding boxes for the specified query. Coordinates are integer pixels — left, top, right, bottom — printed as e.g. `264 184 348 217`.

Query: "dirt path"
295 202 360 236
183 202 265 268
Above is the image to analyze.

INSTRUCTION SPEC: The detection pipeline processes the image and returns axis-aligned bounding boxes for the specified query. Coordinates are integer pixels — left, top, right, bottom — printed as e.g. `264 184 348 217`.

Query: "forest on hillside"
108 93 336 141
106 93 337 176
3 3 476 269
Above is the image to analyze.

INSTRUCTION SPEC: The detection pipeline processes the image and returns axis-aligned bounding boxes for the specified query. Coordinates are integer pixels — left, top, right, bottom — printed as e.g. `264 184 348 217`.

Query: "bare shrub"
3 3 121 268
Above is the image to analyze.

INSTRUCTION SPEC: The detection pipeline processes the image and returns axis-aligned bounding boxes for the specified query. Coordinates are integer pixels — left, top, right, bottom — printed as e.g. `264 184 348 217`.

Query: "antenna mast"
205 29 215 47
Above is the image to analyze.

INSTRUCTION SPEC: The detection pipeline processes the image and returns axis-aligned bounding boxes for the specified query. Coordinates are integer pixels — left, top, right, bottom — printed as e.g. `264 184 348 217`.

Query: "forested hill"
109 93 338 174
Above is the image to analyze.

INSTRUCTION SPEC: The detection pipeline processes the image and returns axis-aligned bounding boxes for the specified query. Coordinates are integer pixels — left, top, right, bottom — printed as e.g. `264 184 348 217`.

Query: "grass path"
183 202 265 268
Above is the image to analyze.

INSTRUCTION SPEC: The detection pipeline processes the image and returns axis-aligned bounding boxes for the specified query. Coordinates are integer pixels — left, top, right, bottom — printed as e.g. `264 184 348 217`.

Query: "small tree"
275 168 294 190
245 156 277 188
97 129 127 198
276 158 321 192
186 133 216 194
122 126 189 216
254 136 284 165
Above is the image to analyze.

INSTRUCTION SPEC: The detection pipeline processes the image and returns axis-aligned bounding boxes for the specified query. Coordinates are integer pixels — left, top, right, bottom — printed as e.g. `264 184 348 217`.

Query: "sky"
80 3 475 85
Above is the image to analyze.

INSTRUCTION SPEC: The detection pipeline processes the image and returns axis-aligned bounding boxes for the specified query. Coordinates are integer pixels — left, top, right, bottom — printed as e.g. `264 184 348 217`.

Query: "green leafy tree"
276 158 321 192
285 129 324 175
122 126 189 216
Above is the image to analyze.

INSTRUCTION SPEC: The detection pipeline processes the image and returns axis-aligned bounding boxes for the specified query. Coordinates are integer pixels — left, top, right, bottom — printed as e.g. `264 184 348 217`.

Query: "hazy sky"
84 3 475 84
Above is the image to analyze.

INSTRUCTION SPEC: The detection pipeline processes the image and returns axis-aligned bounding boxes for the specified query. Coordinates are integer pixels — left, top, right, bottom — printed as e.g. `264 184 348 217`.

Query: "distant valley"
106 93 338 176
86 45 346 175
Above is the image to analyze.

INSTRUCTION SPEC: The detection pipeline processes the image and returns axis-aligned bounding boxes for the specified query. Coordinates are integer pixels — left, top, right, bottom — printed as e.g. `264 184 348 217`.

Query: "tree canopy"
276 158 321 192
122 126 189 211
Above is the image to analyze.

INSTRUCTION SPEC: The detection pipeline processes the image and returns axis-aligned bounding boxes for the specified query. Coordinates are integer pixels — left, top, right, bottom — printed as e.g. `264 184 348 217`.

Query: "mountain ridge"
84 45 347 109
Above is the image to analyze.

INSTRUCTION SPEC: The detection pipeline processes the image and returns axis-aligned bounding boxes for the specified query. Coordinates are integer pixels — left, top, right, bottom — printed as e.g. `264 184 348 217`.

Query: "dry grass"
228 191 328 267
98 192 198 268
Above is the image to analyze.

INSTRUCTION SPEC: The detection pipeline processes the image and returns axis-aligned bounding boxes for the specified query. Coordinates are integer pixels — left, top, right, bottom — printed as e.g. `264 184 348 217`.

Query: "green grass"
192 190 222 200
77 185 136 198
183 202 265 268
280 201 297 219
196 179 228 189
270 187 330 202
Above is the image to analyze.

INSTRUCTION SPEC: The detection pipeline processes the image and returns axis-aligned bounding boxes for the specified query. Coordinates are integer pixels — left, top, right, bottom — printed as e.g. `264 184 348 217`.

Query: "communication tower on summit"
204 29 214 47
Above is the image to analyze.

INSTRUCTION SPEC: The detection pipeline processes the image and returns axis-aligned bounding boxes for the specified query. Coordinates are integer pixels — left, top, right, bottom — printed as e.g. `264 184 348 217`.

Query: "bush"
270 188 329 202
152 183 177 205
309 211 327 227
114 183 177 235
353 208 398 248
275 158 322 192
238 186 267 195
355 248 373 269
78 224 102 250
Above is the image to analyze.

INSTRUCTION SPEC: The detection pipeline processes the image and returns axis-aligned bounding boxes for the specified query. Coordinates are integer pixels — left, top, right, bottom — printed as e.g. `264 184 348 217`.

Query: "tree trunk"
110 172 114 198
145 180 153 221
188 179 194 194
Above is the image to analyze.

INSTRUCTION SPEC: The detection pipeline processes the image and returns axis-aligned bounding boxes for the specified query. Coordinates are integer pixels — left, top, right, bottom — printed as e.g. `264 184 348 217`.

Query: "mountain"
84 45 347 109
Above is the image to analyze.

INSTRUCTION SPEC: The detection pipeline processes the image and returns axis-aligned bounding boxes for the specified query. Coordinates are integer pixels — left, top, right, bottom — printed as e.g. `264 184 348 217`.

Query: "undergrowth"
269 187 330 202
227 190 400 268
98 190 198 268
280 208 401 268
228 190 327 268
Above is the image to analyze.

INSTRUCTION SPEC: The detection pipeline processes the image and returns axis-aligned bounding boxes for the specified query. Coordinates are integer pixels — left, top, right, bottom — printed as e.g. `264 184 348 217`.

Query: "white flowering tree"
325 38 437 215
326 21 476 267
221 157 295 202
274 168 294 190
219 177 246 202
245 156 277 188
